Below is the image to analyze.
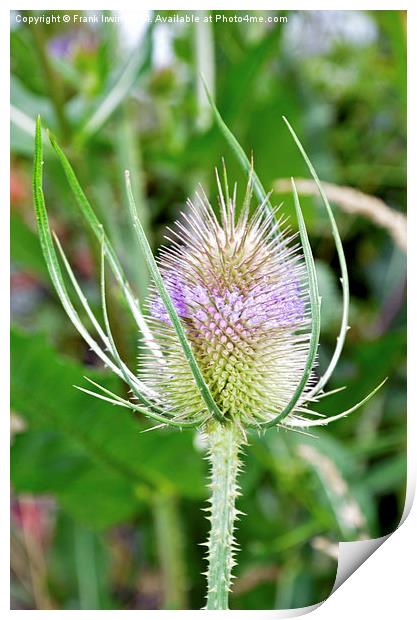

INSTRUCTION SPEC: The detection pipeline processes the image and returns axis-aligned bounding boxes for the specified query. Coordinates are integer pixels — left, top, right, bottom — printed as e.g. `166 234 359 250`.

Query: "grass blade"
76 27 152 142
282 116 350 397
260 178 321 428
125 170 224 423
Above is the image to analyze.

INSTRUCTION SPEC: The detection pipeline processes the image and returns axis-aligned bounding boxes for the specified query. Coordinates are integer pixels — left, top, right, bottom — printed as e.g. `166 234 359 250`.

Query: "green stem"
153 493 189 610
74 525 100 610
205 421 243 610
194 11 215 131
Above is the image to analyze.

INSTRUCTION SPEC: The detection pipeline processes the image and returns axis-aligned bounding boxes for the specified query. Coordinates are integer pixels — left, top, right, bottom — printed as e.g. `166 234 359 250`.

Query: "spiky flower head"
141 173 311 428
33 114 385 435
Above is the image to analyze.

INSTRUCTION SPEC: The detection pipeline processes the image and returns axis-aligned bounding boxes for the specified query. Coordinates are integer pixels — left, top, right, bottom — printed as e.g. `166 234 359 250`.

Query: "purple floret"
149 271 304 332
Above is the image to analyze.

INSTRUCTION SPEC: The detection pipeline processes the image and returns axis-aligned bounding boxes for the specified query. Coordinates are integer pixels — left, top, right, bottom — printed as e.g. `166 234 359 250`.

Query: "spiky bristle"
139 173 313 426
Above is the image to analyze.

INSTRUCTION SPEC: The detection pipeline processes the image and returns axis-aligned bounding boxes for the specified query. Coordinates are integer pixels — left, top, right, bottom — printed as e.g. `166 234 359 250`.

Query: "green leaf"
218 25 284 124
12 430 87 493
11 327 207 500
58 466 143 529
11 430 140 529
374 11 406 104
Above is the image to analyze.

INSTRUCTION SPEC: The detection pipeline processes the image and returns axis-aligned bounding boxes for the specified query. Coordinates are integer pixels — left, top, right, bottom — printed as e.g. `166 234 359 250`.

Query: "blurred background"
10 9 406 610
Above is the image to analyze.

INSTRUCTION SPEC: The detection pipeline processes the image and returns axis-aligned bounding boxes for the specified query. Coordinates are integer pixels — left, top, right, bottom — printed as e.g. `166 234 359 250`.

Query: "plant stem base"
205 421 243 610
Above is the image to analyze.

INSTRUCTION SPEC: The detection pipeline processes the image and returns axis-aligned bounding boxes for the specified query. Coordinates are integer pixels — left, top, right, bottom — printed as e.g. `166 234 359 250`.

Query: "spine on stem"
204 421 243 610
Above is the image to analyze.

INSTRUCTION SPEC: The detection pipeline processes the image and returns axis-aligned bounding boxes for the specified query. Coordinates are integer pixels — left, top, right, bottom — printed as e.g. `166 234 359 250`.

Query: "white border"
4 2 414 618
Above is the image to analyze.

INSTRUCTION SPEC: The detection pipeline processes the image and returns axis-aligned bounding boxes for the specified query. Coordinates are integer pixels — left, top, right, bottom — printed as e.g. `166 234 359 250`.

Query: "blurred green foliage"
10 9 406 610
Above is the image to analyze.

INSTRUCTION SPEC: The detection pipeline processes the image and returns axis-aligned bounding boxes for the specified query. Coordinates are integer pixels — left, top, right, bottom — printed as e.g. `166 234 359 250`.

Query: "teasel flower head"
142 173 311 429
33 113 386 433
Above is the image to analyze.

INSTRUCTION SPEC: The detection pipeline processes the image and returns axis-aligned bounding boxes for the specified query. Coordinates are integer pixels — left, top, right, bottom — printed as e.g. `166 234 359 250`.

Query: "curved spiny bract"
139 176 313 428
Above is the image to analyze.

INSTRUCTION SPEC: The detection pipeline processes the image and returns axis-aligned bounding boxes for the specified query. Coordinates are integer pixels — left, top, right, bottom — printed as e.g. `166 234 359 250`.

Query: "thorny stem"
205 421 243 610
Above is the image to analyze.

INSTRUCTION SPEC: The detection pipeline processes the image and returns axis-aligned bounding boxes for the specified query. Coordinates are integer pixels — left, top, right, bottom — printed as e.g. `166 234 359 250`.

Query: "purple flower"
141 178 311 426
